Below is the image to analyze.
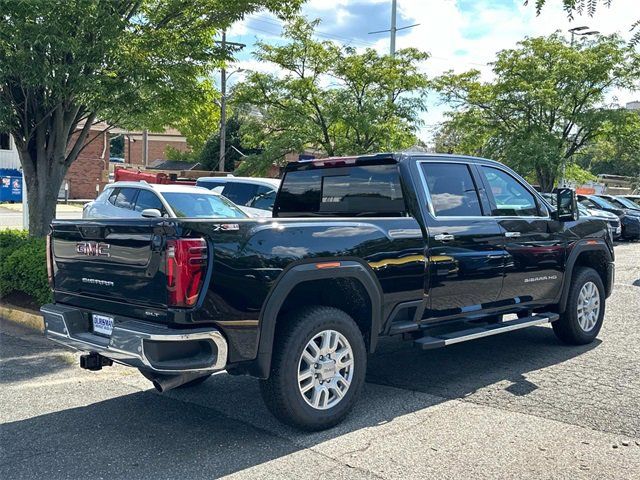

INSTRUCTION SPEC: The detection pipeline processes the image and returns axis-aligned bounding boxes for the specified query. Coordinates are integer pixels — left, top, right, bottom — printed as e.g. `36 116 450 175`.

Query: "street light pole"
562 26 599 186
568 25 599 46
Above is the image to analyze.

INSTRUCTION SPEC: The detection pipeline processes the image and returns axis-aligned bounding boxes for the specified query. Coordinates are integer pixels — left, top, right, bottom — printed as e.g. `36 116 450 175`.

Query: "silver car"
83 182 248 220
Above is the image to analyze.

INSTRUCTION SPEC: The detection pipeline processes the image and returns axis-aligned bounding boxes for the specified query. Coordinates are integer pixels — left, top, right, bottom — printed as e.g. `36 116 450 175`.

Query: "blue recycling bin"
0 175 22 202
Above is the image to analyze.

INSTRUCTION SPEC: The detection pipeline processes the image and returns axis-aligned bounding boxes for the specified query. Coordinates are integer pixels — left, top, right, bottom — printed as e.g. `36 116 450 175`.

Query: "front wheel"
552 267 605 345
260 306 367 431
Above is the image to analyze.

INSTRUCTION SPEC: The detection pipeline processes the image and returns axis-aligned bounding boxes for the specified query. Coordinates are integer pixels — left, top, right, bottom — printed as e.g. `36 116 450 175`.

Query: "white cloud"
230 1 640 140
391 0 640 139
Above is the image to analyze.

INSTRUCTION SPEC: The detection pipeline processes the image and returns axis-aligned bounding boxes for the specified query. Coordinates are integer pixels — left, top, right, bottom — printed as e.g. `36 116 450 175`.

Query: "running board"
413 313 559 350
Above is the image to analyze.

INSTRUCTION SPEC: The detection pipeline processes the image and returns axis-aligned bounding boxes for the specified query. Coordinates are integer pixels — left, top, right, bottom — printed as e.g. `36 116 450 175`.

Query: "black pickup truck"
42 153 614 430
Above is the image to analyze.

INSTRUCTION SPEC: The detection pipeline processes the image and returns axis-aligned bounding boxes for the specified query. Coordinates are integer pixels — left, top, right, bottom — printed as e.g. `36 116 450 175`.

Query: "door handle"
504 231 521 238
434 234 455 242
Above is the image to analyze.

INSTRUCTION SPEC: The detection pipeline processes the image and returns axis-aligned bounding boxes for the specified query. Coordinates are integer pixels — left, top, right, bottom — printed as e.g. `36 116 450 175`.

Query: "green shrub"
0 230 51 306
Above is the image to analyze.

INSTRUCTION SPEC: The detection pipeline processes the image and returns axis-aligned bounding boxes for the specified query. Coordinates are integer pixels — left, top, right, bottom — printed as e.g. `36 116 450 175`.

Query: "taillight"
166 238 208 308
46 234 54 288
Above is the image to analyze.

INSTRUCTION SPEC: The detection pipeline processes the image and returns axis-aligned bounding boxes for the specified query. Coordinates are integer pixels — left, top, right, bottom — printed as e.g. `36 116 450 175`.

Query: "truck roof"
288 152 508 170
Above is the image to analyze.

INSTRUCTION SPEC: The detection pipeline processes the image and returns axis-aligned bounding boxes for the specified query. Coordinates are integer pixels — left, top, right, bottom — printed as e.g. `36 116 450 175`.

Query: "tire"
260 306 367 431
138 369 212 389
553 267 605 345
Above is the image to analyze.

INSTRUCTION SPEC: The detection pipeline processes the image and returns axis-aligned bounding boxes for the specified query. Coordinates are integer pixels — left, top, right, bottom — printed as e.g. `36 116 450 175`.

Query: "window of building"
0 133 10 150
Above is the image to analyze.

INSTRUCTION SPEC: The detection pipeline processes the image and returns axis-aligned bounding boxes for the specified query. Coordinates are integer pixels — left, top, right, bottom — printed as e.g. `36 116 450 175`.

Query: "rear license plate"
92 314 114 337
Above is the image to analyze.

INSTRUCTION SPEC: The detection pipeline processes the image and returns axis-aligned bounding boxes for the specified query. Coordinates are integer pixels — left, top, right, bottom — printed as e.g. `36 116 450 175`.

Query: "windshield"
587 196 618 210
610 196 639 210
162 192 247 218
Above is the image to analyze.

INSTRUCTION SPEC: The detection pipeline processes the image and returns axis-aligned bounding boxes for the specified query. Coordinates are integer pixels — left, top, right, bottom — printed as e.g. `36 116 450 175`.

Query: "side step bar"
413 313 559 350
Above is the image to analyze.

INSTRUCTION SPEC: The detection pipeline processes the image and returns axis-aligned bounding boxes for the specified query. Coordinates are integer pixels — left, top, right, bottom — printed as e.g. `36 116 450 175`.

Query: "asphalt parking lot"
1 242 639 479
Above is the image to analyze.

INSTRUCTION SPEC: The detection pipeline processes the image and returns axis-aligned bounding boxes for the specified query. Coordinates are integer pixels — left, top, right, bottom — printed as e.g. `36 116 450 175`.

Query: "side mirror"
556 188 578 222
141 208 162 218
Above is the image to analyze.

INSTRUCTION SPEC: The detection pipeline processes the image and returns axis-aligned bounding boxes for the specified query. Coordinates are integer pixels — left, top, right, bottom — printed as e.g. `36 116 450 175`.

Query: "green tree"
433 34 639 191
232 17 429 174
165 80 221 162
576 111 640 178
199 115 261 171
0 0 300 236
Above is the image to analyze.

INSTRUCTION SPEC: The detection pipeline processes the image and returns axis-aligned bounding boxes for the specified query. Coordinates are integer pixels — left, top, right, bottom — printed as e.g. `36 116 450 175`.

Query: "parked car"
577 194 640 240
597 194 640 212
83 182 247 220
623 195 640 207
542 193 621 239
196 176 280 215
43 153 614 430
109 157 125 163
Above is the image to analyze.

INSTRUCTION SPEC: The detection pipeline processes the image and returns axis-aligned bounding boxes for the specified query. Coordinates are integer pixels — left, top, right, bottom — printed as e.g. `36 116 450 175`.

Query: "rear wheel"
553 267 605 345
260 306 367 431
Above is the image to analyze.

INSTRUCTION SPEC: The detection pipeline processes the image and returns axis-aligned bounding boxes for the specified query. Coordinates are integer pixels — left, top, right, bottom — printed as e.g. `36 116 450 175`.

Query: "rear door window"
247 186 276 211
222 182 259 206
420 163 482 217
108 188 120 205
113 188 138 210
276 163 405 217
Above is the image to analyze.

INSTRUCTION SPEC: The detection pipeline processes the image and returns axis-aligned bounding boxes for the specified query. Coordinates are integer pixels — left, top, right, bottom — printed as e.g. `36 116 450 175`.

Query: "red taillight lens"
166 238 208 308
46 234 54 288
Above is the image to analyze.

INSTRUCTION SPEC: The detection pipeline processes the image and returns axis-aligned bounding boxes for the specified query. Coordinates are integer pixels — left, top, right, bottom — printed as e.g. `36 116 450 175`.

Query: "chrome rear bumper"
41 303 227 373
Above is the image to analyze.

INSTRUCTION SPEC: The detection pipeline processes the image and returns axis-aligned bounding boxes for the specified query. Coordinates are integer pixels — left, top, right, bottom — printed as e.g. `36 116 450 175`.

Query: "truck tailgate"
50 221 168 309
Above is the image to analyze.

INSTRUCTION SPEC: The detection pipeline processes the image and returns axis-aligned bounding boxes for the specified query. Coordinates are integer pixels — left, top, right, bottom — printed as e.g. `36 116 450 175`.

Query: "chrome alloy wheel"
297 329 354 410
577 281 600 332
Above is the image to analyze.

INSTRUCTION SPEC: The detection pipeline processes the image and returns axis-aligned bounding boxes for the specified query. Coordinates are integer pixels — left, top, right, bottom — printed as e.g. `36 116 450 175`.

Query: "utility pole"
142 129 149 167
215 32 245 173
390 0 397 57
368 1 419 101
219 31 227 173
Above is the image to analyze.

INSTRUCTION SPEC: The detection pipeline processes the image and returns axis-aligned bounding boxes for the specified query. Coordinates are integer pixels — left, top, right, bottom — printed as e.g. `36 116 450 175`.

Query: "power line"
242 13 492 69
245 13 379 48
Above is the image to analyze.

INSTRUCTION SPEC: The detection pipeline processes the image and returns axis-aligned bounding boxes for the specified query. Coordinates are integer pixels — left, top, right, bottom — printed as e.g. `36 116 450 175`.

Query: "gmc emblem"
76 241 111 257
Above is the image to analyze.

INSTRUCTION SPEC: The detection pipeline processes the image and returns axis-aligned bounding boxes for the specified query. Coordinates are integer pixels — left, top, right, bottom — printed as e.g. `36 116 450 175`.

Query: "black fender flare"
558 240 613 313
253 259 383 379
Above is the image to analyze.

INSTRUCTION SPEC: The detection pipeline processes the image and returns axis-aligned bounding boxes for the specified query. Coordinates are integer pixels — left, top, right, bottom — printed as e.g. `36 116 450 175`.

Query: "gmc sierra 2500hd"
42 153 614 430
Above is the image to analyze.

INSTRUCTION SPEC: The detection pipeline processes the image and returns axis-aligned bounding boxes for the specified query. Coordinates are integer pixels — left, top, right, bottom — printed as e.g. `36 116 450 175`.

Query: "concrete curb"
0 304 43 332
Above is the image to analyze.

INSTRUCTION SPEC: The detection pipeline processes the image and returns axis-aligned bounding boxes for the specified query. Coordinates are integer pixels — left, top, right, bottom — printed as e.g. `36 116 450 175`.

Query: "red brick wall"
125 138 188 166
64 131 109 199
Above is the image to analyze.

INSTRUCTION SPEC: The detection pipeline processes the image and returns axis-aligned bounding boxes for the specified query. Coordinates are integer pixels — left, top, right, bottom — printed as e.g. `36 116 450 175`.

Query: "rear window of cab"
275 163 406 217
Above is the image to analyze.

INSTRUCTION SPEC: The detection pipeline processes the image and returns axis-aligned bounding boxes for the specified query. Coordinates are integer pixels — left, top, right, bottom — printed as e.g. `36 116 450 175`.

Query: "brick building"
64 126 110 199
63 127 188 199
113 128 188 166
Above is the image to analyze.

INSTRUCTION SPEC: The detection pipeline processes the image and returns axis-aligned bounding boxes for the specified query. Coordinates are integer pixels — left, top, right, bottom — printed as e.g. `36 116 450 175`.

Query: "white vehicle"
83 182 248 220
195 176 280 216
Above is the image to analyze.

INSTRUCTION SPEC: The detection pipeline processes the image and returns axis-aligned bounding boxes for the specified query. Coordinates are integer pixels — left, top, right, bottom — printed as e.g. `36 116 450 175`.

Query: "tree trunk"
19 148 70 237
535 166 556 193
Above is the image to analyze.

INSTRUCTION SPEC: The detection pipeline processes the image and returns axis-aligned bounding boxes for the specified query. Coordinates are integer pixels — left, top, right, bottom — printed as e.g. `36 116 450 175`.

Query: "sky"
226 0 640 142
